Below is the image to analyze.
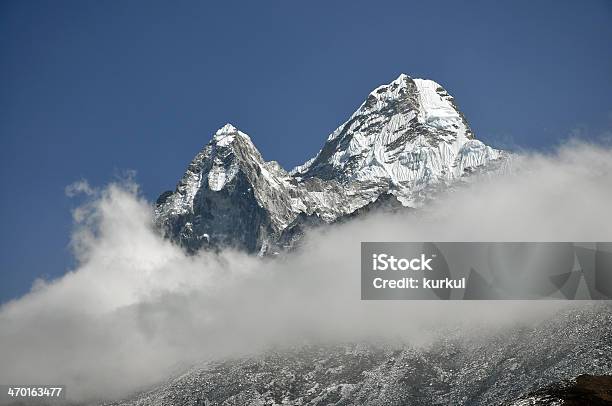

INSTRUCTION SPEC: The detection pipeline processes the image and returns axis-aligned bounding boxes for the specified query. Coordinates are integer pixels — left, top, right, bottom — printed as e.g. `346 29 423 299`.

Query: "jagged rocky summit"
155 74 506 254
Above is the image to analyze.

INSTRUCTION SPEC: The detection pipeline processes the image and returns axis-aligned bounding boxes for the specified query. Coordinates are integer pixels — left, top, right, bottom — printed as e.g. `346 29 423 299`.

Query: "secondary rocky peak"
211 123 252 147
155 124 301 254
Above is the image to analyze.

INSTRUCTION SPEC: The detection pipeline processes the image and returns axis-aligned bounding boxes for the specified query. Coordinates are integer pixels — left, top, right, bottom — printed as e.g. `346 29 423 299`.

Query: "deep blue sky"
1 0 611 303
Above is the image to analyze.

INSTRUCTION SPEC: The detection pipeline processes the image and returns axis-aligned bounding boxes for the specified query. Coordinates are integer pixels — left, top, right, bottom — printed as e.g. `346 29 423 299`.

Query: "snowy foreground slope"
154 74 507 254
107 304 612 406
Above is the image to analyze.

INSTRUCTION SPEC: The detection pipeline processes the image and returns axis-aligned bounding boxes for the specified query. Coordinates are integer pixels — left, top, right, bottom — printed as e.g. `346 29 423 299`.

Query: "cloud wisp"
1 141 611 402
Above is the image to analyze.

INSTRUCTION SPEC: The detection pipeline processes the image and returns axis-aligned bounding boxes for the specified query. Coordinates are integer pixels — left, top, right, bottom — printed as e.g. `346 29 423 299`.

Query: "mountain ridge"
154 74 507 254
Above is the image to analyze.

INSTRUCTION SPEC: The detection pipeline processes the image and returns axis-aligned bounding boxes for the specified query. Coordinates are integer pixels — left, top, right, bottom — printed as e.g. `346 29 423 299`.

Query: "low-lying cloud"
1 141 611 403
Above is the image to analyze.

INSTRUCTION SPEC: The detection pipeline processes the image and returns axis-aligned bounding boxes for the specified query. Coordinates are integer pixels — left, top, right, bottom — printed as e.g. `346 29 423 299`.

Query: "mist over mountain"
109 74 612 404
108 304 612 406
1 75 611 406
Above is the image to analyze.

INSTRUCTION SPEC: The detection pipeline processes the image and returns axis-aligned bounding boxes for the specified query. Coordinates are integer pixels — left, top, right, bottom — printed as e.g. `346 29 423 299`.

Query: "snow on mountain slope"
155 74 507 253
293 74 500 195
108 304 612 406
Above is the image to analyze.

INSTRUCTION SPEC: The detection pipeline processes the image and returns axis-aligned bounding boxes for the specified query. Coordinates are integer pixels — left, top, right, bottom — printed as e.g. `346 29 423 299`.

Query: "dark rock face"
182 171 273 253
342 193 409 220
154 124 297 255
110 305 612 406
507 375 612 405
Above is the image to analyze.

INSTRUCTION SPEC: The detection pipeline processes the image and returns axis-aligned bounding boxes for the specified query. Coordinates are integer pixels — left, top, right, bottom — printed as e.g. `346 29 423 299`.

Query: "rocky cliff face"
508 374 612 405
154 74 507 254
154 124 300 254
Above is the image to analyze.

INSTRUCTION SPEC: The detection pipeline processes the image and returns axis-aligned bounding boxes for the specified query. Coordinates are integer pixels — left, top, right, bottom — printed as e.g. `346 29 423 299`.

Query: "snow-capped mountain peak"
292 74 495 194
348 73 472 141
155 74 506 254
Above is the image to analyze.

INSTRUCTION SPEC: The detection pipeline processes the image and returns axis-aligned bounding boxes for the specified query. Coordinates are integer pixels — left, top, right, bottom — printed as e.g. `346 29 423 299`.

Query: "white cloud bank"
0 141 611 403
